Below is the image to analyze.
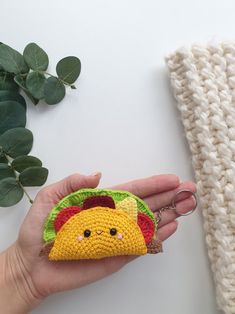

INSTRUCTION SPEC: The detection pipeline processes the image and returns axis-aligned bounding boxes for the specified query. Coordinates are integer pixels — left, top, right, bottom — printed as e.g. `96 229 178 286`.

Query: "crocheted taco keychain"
41 188 197 260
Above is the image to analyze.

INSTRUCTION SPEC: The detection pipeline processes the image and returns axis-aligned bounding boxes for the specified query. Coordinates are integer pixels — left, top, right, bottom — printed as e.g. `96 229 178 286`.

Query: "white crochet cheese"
166 42 235 314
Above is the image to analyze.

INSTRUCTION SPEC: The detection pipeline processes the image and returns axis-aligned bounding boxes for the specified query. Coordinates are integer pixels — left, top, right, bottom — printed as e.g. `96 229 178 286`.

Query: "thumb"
42 172 101 200
36 172 102 204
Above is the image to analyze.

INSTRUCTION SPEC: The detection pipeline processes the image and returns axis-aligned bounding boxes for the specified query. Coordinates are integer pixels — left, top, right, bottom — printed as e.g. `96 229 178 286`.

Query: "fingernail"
90 171 102 177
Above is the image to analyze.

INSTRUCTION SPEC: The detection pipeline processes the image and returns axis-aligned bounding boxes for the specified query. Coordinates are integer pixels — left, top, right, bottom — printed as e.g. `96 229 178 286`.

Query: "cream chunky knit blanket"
166 43 235 314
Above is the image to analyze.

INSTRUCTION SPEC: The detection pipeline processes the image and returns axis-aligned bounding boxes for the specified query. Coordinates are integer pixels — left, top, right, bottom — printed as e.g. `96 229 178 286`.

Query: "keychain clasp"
156 189 197 224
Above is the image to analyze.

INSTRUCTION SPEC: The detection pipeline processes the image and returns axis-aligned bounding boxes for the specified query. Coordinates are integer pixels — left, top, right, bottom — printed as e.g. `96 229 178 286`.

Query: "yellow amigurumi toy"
41 188 162 260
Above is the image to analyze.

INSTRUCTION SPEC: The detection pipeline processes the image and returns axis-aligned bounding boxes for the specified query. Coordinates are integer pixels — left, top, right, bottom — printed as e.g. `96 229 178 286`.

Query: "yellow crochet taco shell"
42 188 162 260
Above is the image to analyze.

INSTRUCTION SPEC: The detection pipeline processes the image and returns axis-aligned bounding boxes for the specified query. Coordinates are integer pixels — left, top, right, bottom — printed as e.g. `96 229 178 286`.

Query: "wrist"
0 243 43 314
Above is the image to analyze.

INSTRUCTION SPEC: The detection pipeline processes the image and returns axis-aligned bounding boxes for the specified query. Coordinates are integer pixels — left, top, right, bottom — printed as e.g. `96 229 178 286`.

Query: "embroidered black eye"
84 229 91 237
110 228 117 236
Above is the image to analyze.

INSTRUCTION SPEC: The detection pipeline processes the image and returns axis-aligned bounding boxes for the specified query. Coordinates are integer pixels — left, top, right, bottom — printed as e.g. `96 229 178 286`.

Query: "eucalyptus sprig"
0 42 81 105
0 42 81 207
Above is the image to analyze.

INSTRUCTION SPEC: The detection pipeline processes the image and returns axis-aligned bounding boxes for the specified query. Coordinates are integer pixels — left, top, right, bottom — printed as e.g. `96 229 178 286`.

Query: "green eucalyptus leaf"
14 74 26 89
0 128 33 158
0 154 7 163
14 75 39 105
0 91 26 109
0 101 26 135
0 177 23 207
12 155 42 173
24 90 39 105
0 72 19 92
0 163 15 180
44 77 65 105
26 71 46 99
19 166 48 186
23 43 49 71
0 44 29 74
14 74 27 89
56 56 81 84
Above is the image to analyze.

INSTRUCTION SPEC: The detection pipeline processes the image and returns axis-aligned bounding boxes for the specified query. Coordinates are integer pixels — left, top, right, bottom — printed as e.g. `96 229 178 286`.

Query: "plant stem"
18 181 33 204
4 154 34 204
43 71 74 87
20 71 75 87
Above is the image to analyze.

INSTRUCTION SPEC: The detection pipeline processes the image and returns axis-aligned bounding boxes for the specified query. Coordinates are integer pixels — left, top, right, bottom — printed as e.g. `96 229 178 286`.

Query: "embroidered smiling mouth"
96 231 103 235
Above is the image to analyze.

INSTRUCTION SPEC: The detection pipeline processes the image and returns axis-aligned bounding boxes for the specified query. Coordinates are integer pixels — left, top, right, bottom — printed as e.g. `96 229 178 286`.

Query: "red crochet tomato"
83 195 115 209
54 206 81 232
137 212 155 244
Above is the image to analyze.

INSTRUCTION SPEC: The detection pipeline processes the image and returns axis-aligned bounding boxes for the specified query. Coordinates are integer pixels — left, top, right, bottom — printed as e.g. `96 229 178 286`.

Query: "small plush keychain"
41 188 197 260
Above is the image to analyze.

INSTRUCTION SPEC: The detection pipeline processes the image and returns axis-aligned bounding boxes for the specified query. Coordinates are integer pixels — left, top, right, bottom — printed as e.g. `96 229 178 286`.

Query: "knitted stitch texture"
42 188 162 260
166 42 235 314
49 207 147 260
44 188 155 243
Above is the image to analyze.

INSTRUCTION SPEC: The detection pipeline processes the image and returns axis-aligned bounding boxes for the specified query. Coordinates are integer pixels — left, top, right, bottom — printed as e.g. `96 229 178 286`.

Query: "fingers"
112 174 180 198
157 196 196 228
157 220 178 241
144 181 196 228
145 181 196 211
48 172 102 199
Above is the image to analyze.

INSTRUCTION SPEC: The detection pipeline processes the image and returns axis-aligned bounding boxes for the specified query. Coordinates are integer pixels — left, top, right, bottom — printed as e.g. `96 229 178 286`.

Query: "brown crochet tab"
147 239 163 254
39 241 54 257
83 195 115 210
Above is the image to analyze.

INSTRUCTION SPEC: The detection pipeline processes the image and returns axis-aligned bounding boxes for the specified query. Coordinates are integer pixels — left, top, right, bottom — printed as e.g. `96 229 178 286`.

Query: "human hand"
0 172 196 313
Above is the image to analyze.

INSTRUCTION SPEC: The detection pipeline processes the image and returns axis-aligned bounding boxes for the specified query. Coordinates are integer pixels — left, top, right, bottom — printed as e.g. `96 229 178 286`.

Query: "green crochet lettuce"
43 188 155 243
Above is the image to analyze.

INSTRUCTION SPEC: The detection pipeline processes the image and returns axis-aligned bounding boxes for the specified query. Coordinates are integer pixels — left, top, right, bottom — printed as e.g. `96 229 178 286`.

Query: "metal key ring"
171 189 197 216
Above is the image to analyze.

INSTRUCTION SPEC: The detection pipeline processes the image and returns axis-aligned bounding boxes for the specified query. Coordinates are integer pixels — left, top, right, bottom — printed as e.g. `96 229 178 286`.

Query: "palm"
16 173 196 297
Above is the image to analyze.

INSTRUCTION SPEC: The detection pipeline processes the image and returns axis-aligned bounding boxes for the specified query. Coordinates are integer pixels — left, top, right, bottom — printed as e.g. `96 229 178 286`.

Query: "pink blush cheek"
77 235 83 241
117 233 123 240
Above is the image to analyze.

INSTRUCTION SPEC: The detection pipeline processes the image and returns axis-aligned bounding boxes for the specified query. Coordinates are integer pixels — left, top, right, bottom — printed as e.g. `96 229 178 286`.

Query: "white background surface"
1 0 233 313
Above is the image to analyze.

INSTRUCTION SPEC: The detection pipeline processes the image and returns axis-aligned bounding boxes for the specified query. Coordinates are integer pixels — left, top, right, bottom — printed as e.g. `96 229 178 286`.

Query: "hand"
0 172 196 313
